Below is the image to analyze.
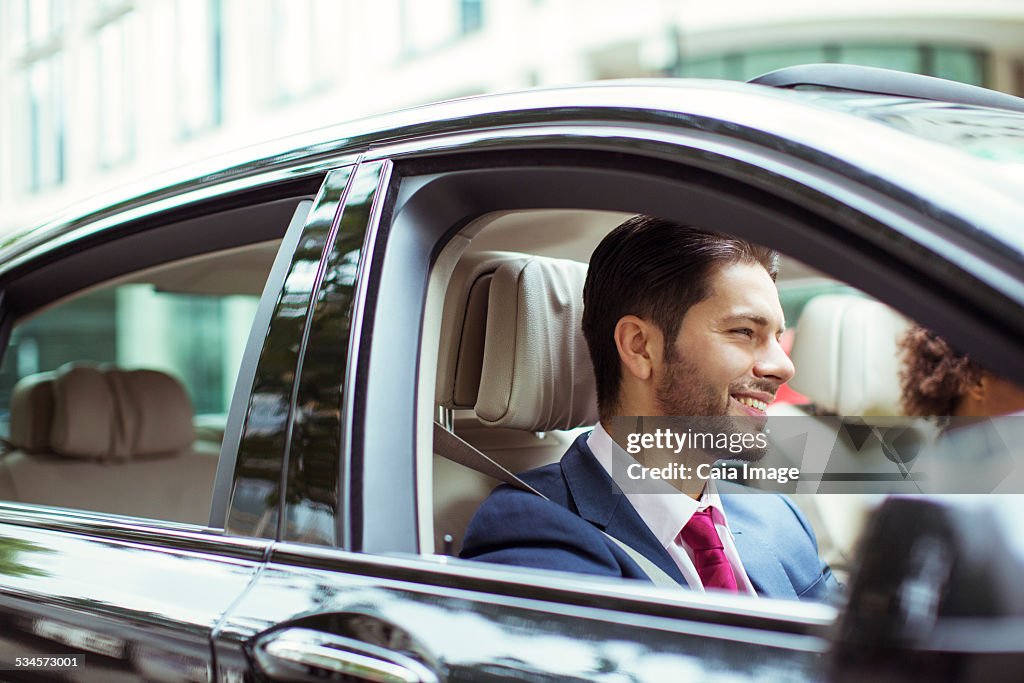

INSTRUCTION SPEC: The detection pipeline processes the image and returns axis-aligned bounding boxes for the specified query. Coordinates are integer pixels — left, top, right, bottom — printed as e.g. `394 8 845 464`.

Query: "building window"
95 12 135 167
459 0 483 35
931 46 986 87
15 0 65 52
11 0 67 193
399 0 476 56
24 56 65 193
266 0 336 103
174 0 223 138
677 44 988 88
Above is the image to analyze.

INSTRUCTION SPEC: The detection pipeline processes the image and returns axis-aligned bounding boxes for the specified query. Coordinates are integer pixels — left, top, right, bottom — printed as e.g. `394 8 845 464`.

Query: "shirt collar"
588 421 732 548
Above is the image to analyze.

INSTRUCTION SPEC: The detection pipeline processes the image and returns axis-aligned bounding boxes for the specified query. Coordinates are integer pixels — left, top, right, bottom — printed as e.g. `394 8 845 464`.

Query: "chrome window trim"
0 154 361 278
0 503 271 561
267 541 835 646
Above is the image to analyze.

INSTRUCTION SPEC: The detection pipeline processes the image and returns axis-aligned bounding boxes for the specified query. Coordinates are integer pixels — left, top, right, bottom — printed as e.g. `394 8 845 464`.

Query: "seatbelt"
432 421 681 589
601 534 681 590
433 422 548 499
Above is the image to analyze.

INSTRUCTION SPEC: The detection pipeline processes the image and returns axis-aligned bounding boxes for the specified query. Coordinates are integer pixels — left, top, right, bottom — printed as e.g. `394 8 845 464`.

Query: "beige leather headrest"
475 255 599 430
437 251 523 410
9 372 56 452
49 363 195 459
790 295 910 416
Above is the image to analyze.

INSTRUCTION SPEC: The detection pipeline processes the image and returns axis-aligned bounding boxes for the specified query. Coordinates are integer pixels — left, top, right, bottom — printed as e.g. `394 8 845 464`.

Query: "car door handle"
254 627 439 683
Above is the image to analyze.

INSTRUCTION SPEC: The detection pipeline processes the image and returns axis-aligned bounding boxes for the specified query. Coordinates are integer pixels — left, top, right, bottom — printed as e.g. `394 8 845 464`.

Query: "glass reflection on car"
283 161 386 546
227 167 354 539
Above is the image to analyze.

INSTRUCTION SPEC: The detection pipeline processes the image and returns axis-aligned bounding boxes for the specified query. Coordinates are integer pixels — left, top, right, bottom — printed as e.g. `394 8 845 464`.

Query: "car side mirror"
829 496 1024 682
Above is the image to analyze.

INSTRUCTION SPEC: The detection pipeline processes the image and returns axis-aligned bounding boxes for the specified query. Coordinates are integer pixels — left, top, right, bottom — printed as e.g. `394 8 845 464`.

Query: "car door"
0 514 265 682
213 92 1024 680
0 163 355 682
210 150 845 682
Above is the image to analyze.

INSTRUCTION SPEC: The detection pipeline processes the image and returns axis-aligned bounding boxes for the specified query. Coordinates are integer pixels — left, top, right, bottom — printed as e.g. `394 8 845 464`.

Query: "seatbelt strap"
433 422 549 499
432 421 681 589
601 534 682 589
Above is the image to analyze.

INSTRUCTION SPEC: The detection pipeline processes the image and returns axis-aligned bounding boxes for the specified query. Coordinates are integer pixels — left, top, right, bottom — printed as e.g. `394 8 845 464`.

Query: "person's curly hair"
898 325 983 417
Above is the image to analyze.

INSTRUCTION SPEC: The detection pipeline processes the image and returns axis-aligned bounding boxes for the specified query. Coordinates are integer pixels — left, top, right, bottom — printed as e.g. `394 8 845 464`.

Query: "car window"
308 148 1022 650
426 208 929 596
0 241 279 524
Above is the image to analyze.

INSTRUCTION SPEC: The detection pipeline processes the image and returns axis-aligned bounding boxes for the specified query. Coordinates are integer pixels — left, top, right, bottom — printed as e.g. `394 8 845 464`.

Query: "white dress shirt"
588 422 757 595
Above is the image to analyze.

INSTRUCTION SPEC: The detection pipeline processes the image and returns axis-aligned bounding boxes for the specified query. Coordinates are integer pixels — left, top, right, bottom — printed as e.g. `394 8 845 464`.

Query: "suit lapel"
561 437 688 586
559 436 800 598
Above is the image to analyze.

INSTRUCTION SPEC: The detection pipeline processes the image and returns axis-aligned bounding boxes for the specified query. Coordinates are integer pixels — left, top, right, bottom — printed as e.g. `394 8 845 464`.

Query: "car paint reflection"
132 644 208 683
217 560 824 682
0 521 260 681
0 533 52 578
30 617 128 658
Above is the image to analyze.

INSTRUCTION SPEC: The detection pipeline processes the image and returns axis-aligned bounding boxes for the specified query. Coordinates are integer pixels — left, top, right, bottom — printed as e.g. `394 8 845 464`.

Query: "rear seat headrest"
437 251 524 410
9 371 56 453
789 295 910 416
15 363 197 459
475 255 599 430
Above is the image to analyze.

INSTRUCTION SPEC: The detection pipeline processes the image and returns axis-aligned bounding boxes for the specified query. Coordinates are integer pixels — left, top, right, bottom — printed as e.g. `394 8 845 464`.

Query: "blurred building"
2 0 1023 236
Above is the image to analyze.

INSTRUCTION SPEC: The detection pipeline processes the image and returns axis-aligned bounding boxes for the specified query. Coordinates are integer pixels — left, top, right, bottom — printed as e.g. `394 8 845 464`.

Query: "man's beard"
654 344 768 462
656 344 727 416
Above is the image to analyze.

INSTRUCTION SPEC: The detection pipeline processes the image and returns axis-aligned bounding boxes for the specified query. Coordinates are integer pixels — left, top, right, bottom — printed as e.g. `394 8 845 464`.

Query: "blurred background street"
2 0 1023 235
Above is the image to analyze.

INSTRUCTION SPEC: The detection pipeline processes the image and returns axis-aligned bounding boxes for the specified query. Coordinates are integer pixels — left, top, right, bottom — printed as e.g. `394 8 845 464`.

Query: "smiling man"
461 216 837 601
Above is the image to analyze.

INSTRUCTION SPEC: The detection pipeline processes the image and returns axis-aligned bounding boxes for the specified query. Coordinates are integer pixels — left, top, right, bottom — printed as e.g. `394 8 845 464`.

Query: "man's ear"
614 315 661 381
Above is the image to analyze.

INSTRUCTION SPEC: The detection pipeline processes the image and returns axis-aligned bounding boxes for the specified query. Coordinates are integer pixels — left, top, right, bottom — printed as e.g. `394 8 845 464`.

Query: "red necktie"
680 508 738 592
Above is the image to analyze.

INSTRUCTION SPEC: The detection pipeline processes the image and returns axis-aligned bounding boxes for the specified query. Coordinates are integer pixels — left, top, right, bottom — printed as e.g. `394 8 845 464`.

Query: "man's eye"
732 328 755 338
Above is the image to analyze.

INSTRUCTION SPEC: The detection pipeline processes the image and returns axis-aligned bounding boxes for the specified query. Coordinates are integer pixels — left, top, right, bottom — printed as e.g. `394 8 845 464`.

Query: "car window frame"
0 175 329 534
295 131 1024 634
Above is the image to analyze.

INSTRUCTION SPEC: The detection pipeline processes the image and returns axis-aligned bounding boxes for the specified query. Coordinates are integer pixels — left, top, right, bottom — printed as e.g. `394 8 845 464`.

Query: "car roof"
4 78 1024 272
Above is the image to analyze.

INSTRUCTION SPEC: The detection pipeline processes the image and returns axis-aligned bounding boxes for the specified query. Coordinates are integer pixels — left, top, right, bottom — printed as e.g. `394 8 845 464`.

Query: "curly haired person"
899 326 1024 418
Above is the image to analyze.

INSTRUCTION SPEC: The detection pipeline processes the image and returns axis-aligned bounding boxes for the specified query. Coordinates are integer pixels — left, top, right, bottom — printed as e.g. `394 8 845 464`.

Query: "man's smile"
730 391 773 415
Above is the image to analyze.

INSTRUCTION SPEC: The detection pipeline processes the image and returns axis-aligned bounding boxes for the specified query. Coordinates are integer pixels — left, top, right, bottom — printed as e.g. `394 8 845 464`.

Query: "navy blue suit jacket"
461 433 838 601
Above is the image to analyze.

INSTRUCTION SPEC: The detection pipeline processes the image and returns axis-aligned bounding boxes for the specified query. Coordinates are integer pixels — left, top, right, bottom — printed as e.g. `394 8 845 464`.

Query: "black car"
0 65 1021 682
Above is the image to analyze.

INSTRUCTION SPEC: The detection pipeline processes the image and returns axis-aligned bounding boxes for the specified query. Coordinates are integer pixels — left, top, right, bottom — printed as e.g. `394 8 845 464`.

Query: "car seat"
434 252 597 554
0 362 218 524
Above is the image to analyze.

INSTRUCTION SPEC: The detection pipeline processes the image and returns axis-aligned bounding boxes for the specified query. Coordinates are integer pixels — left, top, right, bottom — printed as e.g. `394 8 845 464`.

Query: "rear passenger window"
0 241 279 523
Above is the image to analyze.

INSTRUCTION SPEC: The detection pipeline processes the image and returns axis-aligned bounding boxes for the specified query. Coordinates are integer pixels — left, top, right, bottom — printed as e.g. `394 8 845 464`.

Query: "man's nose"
755 338 796 384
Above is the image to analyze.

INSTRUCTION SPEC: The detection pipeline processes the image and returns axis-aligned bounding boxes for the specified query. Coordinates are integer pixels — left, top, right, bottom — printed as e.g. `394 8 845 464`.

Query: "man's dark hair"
582 215 778 419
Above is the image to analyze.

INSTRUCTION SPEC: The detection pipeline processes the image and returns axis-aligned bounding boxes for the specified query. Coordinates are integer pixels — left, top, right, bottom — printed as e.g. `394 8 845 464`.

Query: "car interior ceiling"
14 239 283 322
428 208 921 587
1 196 306 317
